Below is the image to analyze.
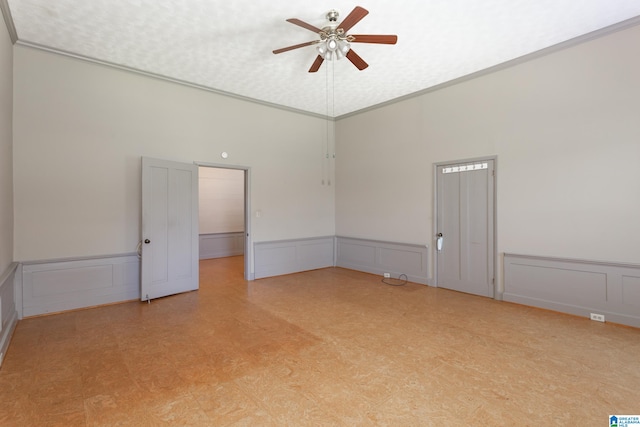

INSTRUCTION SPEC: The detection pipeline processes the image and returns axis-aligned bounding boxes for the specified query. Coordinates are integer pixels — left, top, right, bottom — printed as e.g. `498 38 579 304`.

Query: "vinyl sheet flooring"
1 256 639 426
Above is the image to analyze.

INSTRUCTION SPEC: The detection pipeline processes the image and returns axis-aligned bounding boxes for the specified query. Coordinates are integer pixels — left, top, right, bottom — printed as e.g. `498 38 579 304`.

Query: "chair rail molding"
21 254 140 317
336 236 429 285
503 253 640 328
199 232 244 260
254 236 335 279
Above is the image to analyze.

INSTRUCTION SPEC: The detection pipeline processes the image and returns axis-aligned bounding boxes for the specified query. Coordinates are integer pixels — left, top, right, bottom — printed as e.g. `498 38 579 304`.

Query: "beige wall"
13 46 335 263
10 22 640 286
0 23 13 273
336 24 640 288
199 167 244 234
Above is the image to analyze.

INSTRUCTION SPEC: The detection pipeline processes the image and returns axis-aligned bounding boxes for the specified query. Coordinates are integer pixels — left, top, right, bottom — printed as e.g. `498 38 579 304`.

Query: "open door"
141 157 199 301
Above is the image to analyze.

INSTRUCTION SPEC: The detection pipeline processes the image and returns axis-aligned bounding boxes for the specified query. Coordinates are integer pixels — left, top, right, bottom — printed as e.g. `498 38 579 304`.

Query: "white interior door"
141 157 199 301
436 159 494 297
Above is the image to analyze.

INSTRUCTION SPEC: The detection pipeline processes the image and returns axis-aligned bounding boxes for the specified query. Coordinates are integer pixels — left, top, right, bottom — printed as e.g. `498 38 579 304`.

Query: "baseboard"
21 254 140 317
199 232 244 259
336 237 429 285
504 253 640 328
0 263 19 366
254 236 334 279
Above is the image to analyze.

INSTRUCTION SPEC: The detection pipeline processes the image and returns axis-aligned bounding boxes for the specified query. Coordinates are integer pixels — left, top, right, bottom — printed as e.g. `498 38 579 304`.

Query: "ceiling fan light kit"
273 6 398 72
316 28 352 61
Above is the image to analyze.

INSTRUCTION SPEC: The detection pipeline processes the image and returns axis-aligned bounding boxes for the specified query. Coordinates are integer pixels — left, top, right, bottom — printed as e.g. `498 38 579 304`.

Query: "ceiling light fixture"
317 29 353 61
316 10 354 61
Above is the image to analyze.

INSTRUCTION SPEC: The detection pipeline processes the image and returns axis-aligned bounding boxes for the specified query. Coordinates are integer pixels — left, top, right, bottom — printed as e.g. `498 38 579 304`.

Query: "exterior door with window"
436 159 495 298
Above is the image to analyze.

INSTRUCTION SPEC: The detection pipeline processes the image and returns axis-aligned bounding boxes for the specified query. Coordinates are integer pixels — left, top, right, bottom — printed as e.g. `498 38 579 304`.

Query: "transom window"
442 162 488 174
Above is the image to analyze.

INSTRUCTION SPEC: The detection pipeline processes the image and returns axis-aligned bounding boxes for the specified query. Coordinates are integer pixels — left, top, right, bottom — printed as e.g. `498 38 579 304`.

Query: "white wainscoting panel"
504 253 640 328
199 232 244 260
254 237 334 279
336 237 429 285
22 254 140 317
0 263 19 366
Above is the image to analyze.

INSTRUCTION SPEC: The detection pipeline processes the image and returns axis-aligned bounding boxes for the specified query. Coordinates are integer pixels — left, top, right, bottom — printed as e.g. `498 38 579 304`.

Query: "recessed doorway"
198 165 250 280
435 157 496 298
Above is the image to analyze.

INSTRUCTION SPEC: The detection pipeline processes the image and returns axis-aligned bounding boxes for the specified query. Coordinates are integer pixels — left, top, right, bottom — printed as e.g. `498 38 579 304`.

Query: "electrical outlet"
384 273 391 278
590 313 605 322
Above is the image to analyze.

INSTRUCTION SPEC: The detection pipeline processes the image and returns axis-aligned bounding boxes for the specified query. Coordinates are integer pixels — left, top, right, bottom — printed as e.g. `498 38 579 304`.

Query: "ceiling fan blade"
286 18 323 34
338 6 369 32
308 55 325 73
346 49 369 71
273 41 317 54
350 34 398 45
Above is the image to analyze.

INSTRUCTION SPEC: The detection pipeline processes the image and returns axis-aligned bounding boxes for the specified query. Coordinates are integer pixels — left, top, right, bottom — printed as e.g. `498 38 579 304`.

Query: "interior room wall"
336 23 640 288
0 22 13 273
12 46 335 263
199 167 244 234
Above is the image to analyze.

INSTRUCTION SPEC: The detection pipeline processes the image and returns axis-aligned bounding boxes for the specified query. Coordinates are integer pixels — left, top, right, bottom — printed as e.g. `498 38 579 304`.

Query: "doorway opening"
197 164 251 281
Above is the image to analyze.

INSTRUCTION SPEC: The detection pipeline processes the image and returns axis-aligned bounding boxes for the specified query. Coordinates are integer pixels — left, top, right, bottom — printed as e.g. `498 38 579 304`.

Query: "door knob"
144 239 151 244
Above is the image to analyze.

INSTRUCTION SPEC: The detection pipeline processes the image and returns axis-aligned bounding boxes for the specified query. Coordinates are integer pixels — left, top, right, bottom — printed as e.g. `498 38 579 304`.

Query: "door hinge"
492 278 495 284
492 169 495 177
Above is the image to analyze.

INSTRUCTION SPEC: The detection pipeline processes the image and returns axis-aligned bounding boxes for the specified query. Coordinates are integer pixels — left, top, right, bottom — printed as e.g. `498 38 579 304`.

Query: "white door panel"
141 157 199 301
437 159 494 298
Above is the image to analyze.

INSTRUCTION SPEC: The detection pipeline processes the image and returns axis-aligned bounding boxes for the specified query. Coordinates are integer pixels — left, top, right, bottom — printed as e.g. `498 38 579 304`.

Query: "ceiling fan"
273 6 398 73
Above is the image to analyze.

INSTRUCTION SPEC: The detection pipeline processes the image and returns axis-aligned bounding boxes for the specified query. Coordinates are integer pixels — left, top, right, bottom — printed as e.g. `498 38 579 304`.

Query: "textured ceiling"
6 0 640 117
